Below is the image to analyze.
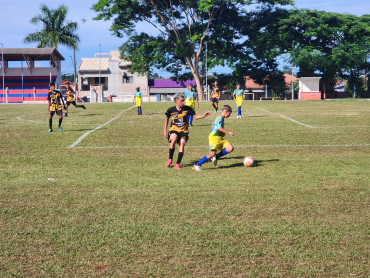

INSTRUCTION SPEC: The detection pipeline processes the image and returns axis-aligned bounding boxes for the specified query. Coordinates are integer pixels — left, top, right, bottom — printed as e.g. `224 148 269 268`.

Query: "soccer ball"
243 156 254 167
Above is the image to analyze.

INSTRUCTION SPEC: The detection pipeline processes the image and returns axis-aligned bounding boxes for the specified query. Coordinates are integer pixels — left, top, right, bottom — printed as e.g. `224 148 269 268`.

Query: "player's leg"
58 111 63 131
215 100 219 112
193 149 217 171
174 136 187 169
166 132 178 167
65 102 69 116
48 111 54 132
211 140 233 167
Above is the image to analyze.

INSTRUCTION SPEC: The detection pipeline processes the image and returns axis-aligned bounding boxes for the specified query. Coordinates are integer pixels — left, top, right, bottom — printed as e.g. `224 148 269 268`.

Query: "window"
123 76 133 83
94 77 105 84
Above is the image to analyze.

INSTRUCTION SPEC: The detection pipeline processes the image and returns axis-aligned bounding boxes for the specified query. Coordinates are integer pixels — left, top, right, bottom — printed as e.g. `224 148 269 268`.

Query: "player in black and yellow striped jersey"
64 82 86 116
164 94 210 170
47 83 66 132
210 81 221 113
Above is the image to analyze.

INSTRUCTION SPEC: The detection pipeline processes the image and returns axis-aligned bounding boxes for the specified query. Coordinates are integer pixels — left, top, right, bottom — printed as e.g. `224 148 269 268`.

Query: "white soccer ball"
243 156 254 167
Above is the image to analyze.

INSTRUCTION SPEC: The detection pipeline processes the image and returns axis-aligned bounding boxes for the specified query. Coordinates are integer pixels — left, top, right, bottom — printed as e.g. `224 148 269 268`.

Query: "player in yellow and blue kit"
133 87 143 115
184 84 199 126
193 105 234 171
233 84 245 118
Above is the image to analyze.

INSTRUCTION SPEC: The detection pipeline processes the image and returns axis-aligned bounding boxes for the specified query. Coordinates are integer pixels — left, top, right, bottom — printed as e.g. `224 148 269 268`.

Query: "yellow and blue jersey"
184 89 197 108
210 115 225 138
209 115 229 151
233 89 244 106
134 91 143 106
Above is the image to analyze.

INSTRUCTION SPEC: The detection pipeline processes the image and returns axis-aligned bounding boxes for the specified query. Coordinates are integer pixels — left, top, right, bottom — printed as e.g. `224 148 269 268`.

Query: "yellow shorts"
186 101 195 109
136 99 142 107
236 98 243 107
209 134 229 151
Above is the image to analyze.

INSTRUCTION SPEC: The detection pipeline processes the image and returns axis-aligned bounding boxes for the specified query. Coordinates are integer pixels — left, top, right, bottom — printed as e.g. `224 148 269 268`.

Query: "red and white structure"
0 48 64 103
299 77 322 100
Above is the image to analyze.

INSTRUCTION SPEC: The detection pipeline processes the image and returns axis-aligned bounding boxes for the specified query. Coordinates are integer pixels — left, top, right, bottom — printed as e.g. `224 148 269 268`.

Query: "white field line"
16 114 97 126
68 105 135 149
72 143 370 149
255 107 315 128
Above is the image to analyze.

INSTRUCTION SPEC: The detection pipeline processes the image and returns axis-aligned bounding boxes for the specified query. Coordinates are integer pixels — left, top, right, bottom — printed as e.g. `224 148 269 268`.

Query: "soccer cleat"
174 163 181 170
165 159 172 167
59 126 63 131
48 129 53 133
211 156 218 167
65 113 68 116
192 165 202 171
82 105 86 110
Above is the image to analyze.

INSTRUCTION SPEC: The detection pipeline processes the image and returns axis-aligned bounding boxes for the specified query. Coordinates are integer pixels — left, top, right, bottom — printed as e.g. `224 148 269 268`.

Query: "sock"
238 106 241 116
212 103 216 110
176 152 184 164
58 118 63 127
189 115 193 125
49 119 52 129
137 108 140 115
140 108 142 114
215 106 218 112
169 148 175 160
196 155 209 166
216 149 228 159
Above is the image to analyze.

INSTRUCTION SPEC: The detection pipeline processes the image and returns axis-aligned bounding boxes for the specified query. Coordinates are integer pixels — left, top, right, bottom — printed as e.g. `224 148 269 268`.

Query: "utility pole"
205 41 208 101
98 43 101 91
73 47 77 87
0 43 4 103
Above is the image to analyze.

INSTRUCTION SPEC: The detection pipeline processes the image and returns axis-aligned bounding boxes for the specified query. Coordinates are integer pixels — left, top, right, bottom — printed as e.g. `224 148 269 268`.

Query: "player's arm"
194 111 210 119
217 127 234 136
232 92 236 100
163 117 169 138
60 93 66 110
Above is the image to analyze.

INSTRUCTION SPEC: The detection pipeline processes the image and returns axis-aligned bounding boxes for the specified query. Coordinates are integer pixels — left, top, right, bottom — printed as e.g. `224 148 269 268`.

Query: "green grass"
0 100 369 277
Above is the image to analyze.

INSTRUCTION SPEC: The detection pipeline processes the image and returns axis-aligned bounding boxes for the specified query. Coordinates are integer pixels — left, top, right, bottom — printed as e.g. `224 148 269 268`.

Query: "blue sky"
0 0 368 76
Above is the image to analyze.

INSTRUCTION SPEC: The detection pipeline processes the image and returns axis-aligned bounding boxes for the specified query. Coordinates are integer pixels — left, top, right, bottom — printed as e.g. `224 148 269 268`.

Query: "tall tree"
92 0 292 100
24 4 80 50
278 10 370 95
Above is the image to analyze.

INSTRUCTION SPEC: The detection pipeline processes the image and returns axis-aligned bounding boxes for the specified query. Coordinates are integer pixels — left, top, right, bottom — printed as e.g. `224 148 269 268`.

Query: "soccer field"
0 100 369 277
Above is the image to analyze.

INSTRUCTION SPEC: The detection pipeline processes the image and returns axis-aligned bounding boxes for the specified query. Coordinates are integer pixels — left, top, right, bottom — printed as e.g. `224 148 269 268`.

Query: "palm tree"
24 4 80 50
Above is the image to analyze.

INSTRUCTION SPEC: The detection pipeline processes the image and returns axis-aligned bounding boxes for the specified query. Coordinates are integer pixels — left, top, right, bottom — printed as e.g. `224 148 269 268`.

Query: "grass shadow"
184 157 279 169
82 113 102 117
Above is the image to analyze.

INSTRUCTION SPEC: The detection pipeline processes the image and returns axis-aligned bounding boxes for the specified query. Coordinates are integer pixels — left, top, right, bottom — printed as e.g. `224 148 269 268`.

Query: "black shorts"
211 98 219 103
168 131 189 144
50 110 62 116
67 101 76 106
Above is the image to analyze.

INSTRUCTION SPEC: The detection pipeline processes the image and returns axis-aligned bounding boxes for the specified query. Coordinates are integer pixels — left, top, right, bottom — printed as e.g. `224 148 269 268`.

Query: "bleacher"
0 75 55 103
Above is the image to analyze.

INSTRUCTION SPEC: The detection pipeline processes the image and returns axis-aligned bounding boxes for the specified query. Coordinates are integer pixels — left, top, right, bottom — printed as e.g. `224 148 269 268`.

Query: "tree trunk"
193 73 204 101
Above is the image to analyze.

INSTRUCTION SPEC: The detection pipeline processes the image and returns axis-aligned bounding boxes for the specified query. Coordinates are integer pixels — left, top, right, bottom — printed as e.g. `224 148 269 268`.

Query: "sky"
0 0 369 77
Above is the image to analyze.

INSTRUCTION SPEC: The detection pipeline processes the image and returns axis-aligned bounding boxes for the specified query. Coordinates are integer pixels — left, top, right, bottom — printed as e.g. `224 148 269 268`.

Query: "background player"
47 82 66 132
233 84 245 118
210 80 221 113
164 94 210 170
184 84 199 126
133 87 143 115
193 105 234 171
64 82 86 116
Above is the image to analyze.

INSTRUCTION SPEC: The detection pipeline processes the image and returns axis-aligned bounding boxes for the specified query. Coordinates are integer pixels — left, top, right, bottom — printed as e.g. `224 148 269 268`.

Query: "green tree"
24 4 80 50
92 0 292 100
278 10 370 95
